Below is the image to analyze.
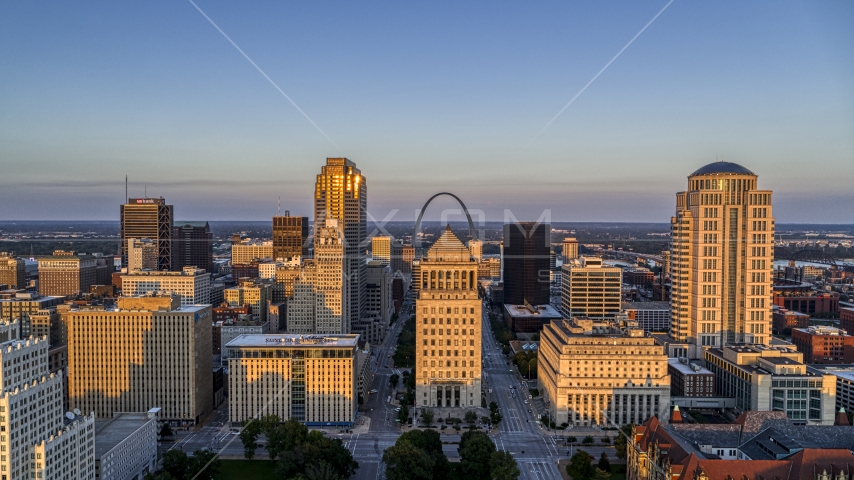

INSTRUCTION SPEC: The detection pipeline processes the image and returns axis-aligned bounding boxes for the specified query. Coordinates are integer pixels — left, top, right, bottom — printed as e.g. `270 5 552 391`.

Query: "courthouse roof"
690 161 755 176
425 225 472 262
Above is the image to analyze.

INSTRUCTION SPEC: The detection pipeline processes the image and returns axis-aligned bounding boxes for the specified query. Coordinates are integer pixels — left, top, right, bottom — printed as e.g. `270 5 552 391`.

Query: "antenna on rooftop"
125 175 128 202
278 196 281 216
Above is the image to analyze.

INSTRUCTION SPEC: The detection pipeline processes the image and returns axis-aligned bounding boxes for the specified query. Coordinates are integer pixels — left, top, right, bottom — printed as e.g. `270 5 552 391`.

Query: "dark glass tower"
121 198 173 271
172 221 213 272
502 222 551 305
273 213 309 260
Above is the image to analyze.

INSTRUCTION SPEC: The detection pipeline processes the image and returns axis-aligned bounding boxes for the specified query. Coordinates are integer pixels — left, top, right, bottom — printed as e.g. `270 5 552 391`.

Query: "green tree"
459 431 496 479
383 441 435 480
594 468 612 480
143 473 176 480
304 460 342 480
397 429 449 479
390 374 400 389
188 449 221 479
582 435 594 445
239 420 262 461
159 423 173 439
482 416 491 428
489 401 503 426
528 358 538 378
614 424 633 460
261 415 286 462
566 451 595 480
597 452 611 473
566 436 577 445
397 404 410 424
275 430 357 480
489 450 521 480
600 437 610 445
421 408 435 426
162 450 191 479
465 410 479 427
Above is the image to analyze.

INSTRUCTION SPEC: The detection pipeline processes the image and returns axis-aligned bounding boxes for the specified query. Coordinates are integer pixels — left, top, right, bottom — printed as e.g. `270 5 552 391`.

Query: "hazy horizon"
2 1 852 222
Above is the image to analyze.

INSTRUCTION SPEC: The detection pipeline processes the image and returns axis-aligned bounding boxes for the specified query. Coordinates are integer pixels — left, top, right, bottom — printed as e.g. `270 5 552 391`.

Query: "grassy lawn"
220 460 277 479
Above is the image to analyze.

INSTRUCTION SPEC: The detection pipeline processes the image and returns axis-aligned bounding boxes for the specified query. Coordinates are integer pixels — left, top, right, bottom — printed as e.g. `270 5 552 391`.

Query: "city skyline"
1 1 852 223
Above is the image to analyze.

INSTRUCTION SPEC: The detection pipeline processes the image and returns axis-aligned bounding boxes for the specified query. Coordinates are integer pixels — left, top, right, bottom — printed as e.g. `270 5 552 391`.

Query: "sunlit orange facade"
227 334 358 427
414 226 482 408
66 295 212 425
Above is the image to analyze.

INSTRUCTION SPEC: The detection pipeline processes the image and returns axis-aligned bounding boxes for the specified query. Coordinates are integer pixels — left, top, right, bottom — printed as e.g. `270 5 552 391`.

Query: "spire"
835 407 849 426
671 405 683 424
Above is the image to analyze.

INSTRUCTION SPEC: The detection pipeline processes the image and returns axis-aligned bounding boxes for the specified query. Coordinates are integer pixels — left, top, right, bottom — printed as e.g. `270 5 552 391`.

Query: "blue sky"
1 1 852 222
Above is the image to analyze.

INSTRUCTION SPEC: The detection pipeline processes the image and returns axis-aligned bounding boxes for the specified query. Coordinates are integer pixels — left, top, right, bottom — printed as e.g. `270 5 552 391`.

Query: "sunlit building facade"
315 158 366 334
560 257 622 319
227 334 359 427
539 317 671 427
670 162 774 358
0 336 95 480
415 226 482 409
286 220 347 334
66 295 212 425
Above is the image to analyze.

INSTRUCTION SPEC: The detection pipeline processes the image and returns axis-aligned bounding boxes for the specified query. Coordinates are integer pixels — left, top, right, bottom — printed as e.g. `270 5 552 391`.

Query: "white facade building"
94 410 158 480
127 238 157 273
286 221 347 335
0 336 95 480
121 267 211 306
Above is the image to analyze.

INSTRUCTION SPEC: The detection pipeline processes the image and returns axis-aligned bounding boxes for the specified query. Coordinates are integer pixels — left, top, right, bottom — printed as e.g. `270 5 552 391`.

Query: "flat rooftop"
808 365 854 383
668 358 713 375
226 334 360 349
623 301 670 310
504 304 561 318
94 412 154 458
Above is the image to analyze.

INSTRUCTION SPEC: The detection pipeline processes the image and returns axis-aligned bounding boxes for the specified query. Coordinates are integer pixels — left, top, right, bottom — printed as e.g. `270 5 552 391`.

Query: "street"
165 292 615 480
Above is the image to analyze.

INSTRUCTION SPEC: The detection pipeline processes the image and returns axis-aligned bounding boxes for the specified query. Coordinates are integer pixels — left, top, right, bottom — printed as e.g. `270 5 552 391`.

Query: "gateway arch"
414 192 478 247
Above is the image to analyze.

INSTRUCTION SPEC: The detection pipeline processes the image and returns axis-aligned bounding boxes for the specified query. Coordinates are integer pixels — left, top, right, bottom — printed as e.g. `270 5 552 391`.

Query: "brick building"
772 306 811 333
668 358 715 397
792 326 854 364
773 291 839 316
840 307 854 333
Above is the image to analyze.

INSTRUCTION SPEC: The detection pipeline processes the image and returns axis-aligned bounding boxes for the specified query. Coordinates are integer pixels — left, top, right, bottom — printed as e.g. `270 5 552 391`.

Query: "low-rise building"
791 326 854 364
807 364 854 418
231 242 274 265
623 268 654 288
356 349 373 405
94 410 158 480
623 301 671 334
0 252 26 289
538 317 670 427
667 358 715 397
121 267 211 306
703 344 837 424
37 250 98 296
628 412 854 480
227 334 359 427
224 278 272 324
503 303 562 333
773 290 839 316
220 317 270 365
840 306 854 334
772 305 810 334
